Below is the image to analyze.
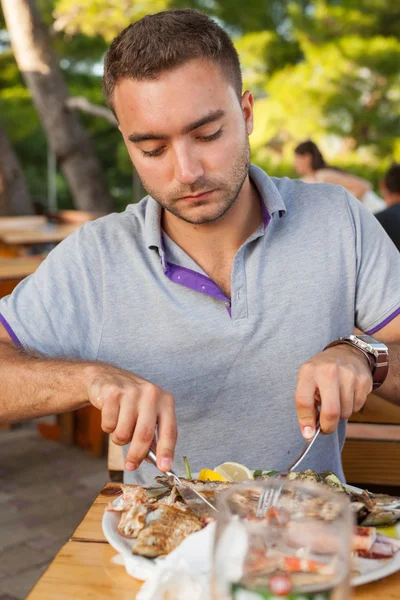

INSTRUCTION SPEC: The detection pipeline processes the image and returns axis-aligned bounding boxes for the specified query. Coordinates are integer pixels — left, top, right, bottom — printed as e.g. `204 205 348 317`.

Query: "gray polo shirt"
1 165 400 484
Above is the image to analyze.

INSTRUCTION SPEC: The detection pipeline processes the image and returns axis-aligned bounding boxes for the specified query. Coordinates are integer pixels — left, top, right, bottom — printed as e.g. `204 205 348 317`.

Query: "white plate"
102 483 400 586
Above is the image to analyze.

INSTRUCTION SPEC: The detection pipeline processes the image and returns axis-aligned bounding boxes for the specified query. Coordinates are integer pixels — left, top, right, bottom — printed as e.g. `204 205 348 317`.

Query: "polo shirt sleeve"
0 224 103 360
345 190 400 333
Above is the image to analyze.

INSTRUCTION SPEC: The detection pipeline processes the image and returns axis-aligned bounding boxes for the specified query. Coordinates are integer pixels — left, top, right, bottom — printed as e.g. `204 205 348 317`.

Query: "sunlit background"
1 0 399 213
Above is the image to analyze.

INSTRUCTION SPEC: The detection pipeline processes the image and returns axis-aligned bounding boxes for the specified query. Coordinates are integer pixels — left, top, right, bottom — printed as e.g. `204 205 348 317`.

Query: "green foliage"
235 31 301 95
249 0 400 177
1 0 399 209
53 0 169 42
174 0 311 34
289 0 400 40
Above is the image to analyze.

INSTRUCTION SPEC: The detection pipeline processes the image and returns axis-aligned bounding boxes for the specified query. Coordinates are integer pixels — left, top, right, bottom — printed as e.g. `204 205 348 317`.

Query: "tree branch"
66 97 118 126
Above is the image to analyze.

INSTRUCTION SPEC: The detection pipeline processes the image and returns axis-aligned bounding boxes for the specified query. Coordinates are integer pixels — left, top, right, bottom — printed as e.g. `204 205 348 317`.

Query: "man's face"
113 59 254 224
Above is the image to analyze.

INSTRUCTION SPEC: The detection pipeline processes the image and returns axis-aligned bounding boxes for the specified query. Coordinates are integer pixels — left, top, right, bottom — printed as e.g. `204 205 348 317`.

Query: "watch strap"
324 337 389 389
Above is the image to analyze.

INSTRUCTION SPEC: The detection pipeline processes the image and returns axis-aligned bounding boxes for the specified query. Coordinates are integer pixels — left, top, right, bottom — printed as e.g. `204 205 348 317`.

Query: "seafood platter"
102 465 400 587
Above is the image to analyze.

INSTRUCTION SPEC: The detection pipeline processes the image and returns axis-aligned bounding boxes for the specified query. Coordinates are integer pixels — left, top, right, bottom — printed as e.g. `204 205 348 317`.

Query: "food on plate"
352 526 400 558
267 469 400 528
106 484 202 557
213 461 254 482
347 488 400 527
155 475 230 505
198 468 229 482
286 469 346 493
129 504 202 558
106 468 400 564
198 461 254 482
353 526 377 552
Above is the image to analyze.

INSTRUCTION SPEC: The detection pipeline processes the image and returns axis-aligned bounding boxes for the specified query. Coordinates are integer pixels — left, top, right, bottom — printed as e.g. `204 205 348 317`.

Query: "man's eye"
198 128 223 142
141 147 165 158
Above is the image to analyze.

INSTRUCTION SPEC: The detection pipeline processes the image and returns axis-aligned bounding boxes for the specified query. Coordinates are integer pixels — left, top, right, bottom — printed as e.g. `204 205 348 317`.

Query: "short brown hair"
102 9 242 110
384 163 400 194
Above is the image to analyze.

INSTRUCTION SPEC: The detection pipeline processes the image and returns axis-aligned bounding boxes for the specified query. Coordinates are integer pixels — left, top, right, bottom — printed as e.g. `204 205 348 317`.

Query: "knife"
147 448 218 519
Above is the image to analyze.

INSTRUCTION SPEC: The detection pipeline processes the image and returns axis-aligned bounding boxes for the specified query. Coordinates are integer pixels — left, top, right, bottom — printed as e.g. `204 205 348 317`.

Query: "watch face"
358 335 378 345
355 335 388 354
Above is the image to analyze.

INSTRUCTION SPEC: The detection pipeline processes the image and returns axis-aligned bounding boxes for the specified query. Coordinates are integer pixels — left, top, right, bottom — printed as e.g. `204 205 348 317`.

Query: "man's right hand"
84 365 177 473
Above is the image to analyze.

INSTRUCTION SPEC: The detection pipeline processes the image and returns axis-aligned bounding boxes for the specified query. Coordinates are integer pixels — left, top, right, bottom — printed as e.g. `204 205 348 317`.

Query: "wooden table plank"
350 394 400 425
26 541 142 600
71 483 123 542
347 423 400 441
355 571 400 599
0 224 78 245
0 257 44 279
0 216 47 230
342 440 400 487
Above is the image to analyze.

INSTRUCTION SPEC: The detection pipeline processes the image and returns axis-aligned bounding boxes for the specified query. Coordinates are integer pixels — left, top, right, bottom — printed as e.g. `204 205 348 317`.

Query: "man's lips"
180 189 216 202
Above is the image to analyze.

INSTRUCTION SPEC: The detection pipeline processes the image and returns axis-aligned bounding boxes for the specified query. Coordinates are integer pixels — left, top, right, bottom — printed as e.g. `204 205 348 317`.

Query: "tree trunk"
1 0 115 213
0 122 35 216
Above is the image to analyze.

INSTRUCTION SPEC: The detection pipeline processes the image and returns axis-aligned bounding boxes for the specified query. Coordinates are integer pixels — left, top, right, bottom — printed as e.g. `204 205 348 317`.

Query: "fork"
256 416 321 518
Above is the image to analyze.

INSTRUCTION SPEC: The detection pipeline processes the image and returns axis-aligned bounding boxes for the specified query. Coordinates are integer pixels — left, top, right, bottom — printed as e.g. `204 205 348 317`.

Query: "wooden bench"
343 394 400 490
108 436 124 481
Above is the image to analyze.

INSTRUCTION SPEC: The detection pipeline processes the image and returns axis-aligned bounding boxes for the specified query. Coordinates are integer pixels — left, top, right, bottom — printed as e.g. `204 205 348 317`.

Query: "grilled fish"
107 483 202 557
132 504 202 557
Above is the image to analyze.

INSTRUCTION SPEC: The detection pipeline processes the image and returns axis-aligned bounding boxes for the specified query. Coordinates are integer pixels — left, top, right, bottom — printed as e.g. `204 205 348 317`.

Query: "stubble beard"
138 137 251 225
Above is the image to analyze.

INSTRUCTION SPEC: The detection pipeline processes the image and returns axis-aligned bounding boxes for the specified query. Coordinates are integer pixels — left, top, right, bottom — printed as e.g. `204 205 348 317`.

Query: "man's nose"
173 145 204 185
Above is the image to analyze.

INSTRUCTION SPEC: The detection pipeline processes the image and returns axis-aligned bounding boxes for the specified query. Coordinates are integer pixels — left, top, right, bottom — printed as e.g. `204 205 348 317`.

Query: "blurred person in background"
375 163 400 251
294 140 386 214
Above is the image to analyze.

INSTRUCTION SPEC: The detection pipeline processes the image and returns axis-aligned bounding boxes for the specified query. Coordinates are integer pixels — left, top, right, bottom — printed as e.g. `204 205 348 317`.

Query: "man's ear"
241 90 254 136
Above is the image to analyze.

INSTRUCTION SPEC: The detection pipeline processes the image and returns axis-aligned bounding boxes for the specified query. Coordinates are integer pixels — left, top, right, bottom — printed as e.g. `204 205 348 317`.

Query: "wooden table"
0 255 45 297
0 224 79 257
0 216 47 230
0 223 78 245
0 256 44 280
26 483 400 599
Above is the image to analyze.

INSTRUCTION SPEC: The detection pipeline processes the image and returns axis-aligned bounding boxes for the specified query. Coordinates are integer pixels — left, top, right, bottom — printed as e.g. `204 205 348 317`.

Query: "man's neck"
162 175 262 259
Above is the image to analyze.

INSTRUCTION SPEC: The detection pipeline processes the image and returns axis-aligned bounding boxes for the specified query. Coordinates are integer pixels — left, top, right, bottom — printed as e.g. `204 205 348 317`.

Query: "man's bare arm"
0 336 91 423
0 324 177 471
371 317 400 405
353 320 400 404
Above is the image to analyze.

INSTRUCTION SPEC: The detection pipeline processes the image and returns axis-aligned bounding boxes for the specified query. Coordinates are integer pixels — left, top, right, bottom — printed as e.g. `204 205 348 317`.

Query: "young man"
0 9 399 484
375 163 400 250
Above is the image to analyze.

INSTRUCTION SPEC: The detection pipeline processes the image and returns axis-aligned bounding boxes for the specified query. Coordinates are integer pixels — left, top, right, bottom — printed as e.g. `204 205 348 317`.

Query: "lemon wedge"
214 462 254 483
198 468 228 482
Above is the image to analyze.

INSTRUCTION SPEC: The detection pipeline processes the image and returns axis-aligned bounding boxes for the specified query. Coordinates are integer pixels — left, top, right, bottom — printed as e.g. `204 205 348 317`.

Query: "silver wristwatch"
324 334 389 389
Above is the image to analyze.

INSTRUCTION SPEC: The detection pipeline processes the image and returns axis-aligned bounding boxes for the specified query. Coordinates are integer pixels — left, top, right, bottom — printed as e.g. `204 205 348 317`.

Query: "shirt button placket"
232 253 248 320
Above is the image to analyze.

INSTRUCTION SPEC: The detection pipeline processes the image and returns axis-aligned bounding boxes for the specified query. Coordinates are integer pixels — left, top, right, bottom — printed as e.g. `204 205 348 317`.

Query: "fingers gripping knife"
147 448 218 519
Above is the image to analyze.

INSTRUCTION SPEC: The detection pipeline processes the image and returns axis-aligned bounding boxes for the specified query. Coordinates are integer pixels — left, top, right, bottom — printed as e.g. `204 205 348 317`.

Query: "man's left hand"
295 345 373 439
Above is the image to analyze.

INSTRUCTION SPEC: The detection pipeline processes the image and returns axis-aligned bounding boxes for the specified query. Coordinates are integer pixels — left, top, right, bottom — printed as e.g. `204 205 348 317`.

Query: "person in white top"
293 140 386 213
